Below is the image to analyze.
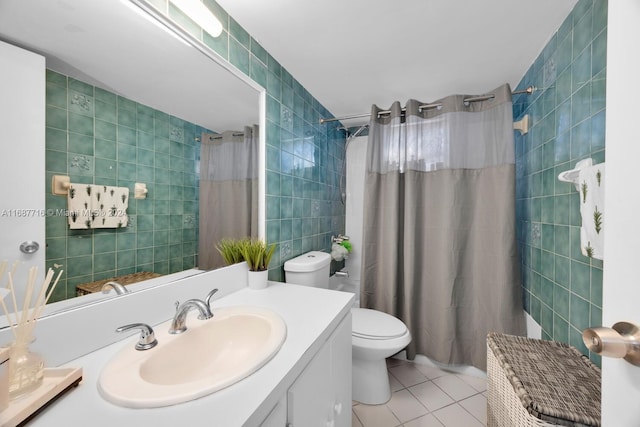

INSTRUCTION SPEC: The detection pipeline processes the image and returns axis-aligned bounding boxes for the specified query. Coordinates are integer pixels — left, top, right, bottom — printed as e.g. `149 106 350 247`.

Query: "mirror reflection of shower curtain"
199 125 259 269
361 84 525 370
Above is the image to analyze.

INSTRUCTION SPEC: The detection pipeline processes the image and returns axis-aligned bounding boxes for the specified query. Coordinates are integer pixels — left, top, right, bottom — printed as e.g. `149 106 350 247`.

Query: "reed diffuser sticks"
0 261 63 397
0 262 63 345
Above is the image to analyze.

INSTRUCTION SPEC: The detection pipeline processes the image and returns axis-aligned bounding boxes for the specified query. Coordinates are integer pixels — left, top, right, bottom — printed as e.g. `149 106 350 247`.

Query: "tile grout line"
353 363 487 427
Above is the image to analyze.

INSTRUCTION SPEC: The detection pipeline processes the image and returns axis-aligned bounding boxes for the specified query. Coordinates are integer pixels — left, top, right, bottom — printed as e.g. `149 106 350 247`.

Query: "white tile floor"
352 358 487 427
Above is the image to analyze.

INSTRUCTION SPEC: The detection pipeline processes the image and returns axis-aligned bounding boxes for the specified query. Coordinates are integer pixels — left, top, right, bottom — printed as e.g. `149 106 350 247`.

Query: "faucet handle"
116 323 158 351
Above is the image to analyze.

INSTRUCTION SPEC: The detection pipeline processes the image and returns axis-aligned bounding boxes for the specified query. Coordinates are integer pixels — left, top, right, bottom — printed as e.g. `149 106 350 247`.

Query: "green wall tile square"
69 78 93 96
68 90 94 116
94 251 116 273
204 30 228 59
46 127 67 152
591 267 603 307
251 57 268 89
229 37 250 76
590 110 606 151
68 112 93 137
553 314 569 343
46 70 67 85
554 255 570 288
95 139 116 160
117 145 137 166
541 303 554 335
571 260 591 299
46 105 67 130
94 233 116 254
541 224 554 250
46 238 66 260
46 83 67 109
66 255 93 278
250 38 268 64
117 249 136 269
554 195 570 225
68 153 93 176
95 99 117 123
553 284 570 319
137 113 155 135
571 47 591 93
570 293 590 331
554 225 570 257
95 158 117 179
229 17 249 48
268 70 282 101
69 133 93 155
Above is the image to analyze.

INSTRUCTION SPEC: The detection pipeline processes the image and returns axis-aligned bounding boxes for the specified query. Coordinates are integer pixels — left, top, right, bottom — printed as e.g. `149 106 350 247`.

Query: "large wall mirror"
0 0 264 317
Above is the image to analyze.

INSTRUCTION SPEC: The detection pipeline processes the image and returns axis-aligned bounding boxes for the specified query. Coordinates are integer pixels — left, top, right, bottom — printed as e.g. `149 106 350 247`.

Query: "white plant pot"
247 270 268 290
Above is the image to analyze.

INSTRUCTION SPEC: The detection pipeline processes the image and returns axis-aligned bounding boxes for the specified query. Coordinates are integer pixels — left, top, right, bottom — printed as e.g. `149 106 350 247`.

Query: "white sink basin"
98 306 287 408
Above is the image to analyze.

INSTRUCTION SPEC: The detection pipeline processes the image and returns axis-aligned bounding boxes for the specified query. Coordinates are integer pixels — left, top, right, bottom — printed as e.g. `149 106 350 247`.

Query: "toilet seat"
351 308 407 340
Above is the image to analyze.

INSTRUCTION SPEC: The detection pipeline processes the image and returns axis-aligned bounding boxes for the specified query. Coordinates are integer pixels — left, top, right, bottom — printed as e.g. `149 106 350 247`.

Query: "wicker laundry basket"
487 333 601 427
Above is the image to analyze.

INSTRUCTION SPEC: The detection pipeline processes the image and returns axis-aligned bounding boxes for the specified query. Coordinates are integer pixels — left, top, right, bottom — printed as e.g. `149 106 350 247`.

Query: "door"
0 41 46 307
602 1 640 425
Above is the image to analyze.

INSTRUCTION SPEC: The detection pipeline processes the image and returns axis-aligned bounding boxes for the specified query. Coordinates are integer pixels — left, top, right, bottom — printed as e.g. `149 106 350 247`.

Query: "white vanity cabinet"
24 283 354 427
286 312 352 427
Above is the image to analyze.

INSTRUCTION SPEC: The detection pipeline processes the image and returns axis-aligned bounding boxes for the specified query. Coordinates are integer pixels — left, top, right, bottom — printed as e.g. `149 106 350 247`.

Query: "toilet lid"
351 308 407 339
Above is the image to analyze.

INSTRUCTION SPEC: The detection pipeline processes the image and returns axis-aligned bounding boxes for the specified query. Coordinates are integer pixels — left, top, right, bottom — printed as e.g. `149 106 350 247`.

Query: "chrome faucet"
102 281 130 295
169 299 213 334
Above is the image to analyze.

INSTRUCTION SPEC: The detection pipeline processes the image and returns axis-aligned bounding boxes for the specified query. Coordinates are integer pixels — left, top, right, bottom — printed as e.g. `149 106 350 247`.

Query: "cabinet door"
287 341 333 427
330 313 352 427
259 396 287 427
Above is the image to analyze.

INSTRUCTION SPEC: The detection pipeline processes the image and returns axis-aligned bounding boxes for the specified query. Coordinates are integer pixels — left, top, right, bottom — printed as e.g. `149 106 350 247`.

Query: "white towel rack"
557 158 593 191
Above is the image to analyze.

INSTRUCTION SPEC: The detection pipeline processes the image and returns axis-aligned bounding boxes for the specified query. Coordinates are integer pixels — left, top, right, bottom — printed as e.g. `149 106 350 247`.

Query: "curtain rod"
319 86 536 124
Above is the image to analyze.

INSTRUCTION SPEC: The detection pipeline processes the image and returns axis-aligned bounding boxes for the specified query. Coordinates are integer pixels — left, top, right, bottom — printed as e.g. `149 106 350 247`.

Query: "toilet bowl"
284 251 411 405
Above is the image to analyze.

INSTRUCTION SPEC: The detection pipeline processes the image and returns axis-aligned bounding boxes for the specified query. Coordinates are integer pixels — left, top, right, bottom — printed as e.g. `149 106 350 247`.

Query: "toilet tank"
283 251 331 288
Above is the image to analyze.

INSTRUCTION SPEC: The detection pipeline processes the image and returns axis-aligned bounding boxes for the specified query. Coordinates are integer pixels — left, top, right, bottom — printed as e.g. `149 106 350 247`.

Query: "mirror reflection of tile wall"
45 70 201 302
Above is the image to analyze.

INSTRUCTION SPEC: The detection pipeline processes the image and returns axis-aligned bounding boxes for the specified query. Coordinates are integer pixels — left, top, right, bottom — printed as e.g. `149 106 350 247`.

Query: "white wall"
602 1 640 425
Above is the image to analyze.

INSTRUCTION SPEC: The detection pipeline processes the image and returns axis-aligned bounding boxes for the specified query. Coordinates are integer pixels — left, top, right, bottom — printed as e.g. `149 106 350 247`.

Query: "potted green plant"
215 238 246 266
239 239 276 289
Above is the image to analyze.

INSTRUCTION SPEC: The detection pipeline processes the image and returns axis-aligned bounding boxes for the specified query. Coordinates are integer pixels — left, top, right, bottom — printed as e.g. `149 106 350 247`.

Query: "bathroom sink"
98 306 287 408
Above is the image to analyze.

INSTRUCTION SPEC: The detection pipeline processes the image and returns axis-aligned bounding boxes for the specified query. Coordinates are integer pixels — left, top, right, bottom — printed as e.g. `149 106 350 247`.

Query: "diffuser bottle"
8 339 44 399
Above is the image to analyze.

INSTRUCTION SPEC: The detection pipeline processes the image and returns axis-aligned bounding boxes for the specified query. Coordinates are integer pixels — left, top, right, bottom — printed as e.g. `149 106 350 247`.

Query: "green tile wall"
45 70 201 302
514 0 607 365
153 0 347 281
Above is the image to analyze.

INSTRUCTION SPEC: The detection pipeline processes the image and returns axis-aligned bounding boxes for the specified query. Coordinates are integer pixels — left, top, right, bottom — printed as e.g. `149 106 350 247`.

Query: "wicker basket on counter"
487 332 601 427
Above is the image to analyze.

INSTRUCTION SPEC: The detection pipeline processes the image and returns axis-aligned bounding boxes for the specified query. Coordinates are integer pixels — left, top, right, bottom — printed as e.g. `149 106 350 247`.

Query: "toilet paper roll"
582 327 627 358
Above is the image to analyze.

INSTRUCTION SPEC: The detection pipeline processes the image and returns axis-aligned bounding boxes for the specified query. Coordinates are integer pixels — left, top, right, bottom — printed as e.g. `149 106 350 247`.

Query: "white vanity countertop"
29 283 353 427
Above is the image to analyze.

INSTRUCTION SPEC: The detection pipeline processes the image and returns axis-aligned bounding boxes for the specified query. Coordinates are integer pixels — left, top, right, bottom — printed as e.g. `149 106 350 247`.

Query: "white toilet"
284 251 411 405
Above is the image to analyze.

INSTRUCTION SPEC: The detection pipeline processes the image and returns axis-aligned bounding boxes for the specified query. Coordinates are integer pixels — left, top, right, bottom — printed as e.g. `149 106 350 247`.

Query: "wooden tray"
0 367 83 427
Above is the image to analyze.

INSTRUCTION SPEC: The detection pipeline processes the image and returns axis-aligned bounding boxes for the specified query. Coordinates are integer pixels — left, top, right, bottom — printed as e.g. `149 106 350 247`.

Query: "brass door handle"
583 322 640 366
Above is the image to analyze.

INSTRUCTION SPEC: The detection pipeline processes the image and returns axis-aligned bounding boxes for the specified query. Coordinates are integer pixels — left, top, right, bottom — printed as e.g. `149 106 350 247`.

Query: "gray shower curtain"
361 84 525 370
198 125 259 270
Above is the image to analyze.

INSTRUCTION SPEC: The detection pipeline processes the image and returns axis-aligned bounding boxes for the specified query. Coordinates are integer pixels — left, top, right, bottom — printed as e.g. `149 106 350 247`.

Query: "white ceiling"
217 0 577 126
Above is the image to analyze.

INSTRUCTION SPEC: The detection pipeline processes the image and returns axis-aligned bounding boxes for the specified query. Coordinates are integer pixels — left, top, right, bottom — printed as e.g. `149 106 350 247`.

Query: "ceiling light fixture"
122 0 189 46
171 0 223 37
